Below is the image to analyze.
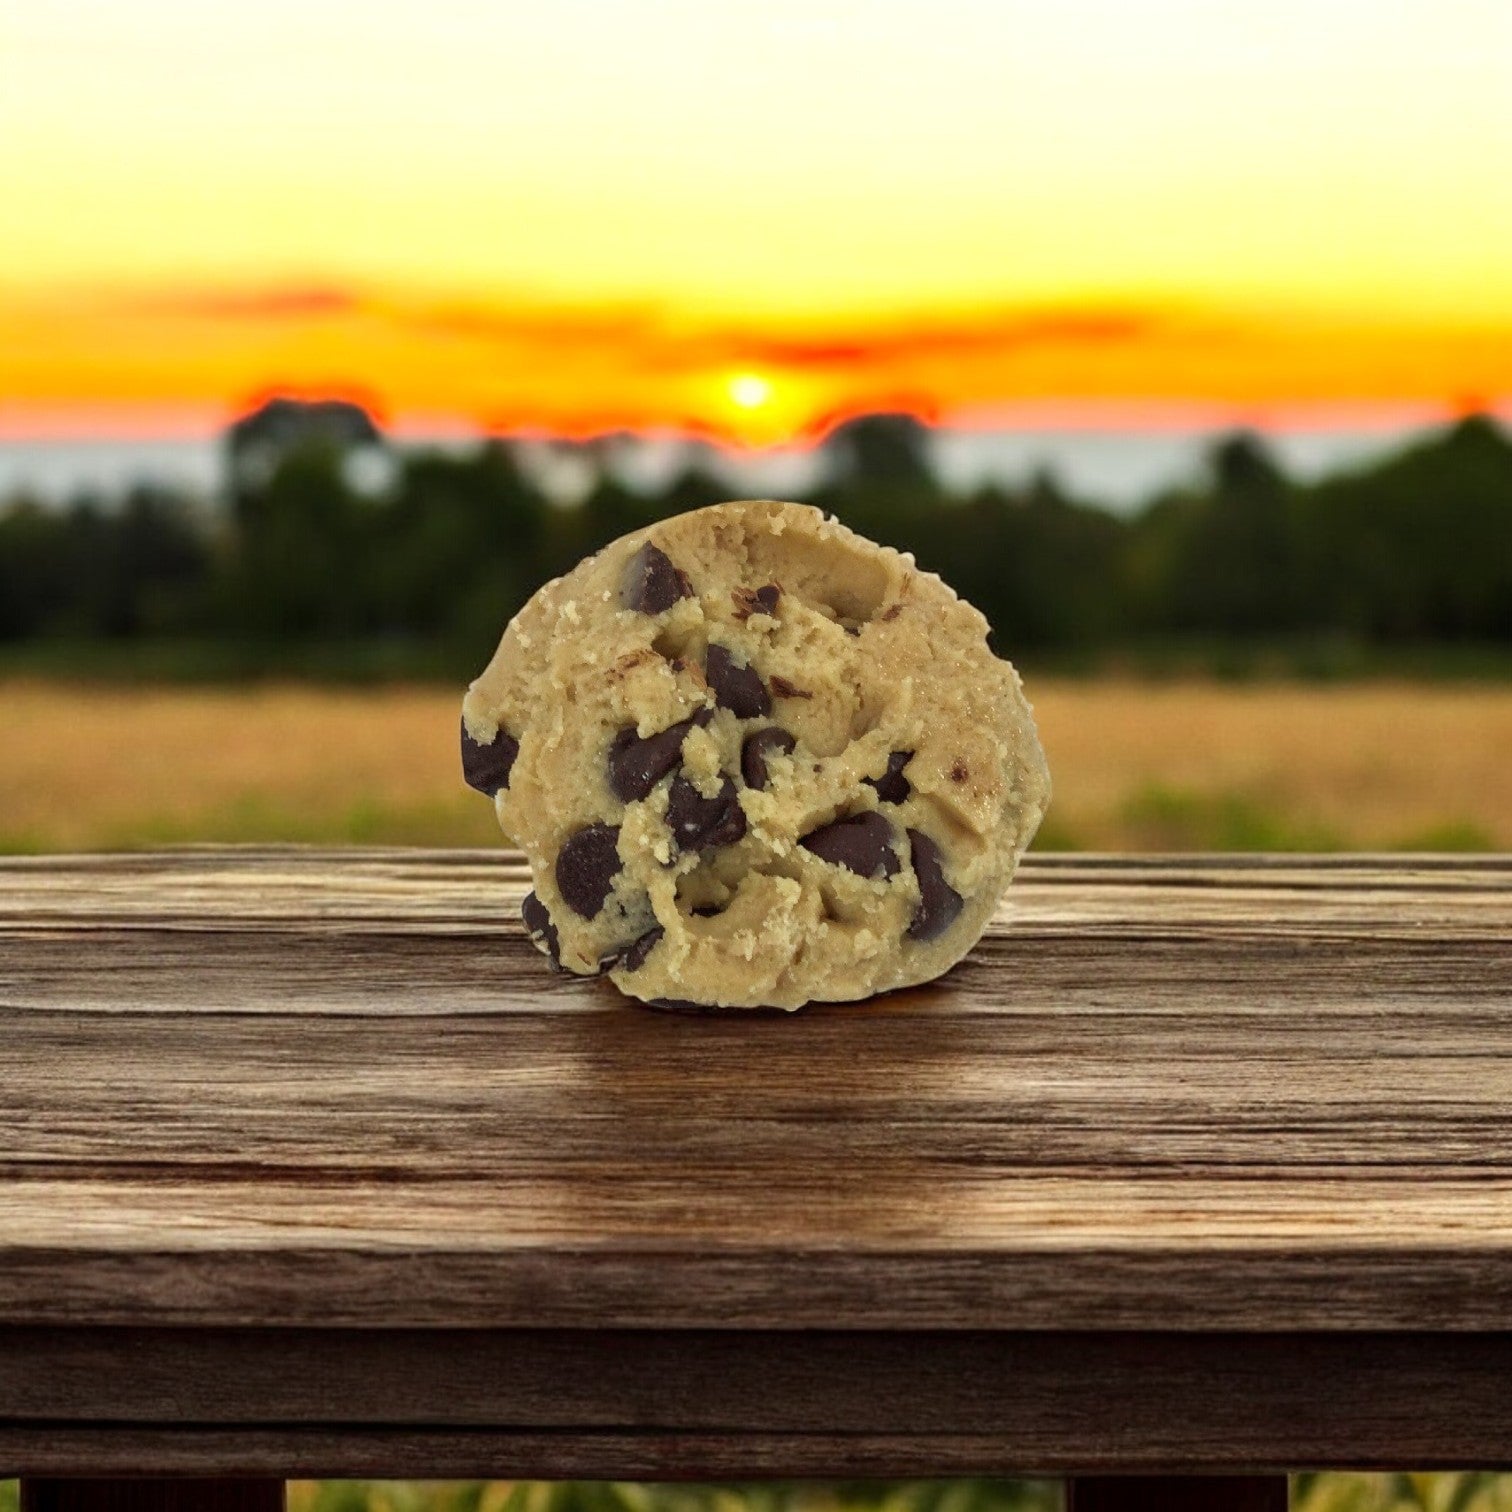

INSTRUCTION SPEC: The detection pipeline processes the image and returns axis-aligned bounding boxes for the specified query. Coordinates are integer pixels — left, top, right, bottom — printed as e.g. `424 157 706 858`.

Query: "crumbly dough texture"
462 500 1050 1010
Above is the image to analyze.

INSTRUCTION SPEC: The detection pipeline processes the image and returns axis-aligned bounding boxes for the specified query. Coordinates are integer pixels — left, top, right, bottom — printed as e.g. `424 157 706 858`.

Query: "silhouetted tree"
219 441 371 636
820 413 934 494
227 397 383 498
1147 432 1301 634
1300 416 1512 639
3 405 1510 670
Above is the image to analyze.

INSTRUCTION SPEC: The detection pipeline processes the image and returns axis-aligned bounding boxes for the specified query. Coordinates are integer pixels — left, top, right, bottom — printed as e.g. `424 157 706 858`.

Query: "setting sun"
1 0 1510 442
727 373 774 411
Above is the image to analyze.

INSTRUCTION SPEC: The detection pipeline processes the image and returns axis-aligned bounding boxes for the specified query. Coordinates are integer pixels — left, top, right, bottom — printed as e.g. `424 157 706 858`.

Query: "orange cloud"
125 286 362 320
1 281 1509 446
739 310 1166 369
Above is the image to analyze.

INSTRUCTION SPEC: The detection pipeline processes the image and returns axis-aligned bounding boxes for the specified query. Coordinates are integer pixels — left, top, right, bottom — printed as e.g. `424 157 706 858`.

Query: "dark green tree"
1300 416 1512 639
1147 432 1301 634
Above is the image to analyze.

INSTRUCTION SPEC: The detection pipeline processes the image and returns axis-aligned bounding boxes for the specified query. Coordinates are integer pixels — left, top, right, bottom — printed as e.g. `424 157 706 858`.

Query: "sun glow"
3 1 1512 440
2 287 1511 445
727 372 774 411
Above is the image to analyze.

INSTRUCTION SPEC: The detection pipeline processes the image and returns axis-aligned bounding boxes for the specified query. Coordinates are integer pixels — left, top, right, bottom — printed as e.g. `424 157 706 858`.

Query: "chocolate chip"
607 708 714 802
461 718 519 796
865 750 914 805
741 727 796 790
601 924 664 974
666 775 748 851
769 675 812 700
800 811 901 879
732 583 781 620
906 829 965 942
623 542 693 613
705 644 771 718
555 822 622 918
520 890 562 969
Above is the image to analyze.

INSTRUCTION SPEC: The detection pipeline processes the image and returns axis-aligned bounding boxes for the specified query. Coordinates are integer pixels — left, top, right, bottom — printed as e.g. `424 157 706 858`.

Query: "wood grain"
2 849 1510 1335
9 1328 1512 1467
2 1413 1509 1480
0 1427 1307 1482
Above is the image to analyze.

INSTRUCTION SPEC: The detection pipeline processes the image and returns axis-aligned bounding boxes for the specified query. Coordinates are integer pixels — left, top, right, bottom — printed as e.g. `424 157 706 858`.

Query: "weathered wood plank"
0 1426 1206 1481
8 1328 1512 1457
2 849 1506 940
0 1417 1507 1480
1 849 1509 1334
8 1243 1512 1331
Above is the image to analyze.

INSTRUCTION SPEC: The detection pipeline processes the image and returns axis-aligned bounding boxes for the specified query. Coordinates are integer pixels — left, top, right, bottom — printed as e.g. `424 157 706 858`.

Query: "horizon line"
4 396 1509 449
6 282 1512 448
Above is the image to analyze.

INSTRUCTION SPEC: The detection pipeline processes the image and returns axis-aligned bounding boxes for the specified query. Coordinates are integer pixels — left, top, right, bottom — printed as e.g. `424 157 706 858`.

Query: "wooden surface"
2 847 1511 1477
10 1327 1512 1474
3 848 1510 1334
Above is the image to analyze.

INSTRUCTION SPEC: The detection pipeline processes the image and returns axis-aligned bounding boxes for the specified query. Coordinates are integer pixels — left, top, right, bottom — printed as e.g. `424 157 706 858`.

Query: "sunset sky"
4 0 1512 444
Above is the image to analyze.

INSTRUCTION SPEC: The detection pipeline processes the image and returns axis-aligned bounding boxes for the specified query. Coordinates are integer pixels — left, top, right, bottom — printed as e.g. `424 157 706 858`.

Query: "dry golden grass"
1030 679 1512 850
3 678 1510 854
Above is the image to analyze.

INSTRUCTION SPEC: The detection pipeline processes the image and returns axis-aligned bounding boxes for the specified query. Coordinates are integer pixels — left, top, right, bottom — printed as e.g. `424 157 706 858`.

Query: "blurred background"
2 0 1511 859
2 4 1511 1508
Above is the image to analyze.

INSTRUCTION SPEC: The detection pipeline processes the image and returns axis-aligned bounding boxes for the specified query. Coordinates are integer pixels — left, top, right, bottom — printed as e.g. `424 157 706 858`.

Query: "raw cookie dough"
462 499 1050 1010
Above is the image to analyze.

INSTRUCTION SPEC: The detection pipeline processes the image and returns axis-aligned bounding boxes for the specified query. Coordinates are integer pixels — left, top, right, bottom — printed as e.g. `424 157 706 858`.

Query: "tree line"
1 406 1509 673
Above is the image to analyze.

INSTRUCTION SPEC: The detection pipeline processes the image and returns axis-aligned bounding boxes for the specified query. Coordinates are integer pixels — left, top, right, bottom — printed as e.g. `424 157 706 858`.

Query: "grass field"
3 677 1510 855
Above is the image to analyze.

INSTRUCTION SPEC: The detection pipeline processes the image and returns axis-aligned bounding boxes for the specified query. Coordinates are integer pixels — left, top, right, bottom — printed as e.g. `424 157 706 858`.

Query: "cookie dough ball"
462 499 1050 1010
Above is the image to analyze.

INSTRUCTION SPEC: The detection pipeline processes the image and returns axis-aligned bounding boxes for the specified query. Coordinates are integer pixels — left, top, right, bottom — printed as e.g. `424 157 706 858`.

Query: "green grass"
284 1486 1054 1512
83 796 492 853
0 786 1495 861
1117 784 1498 854
1390 820 1498 853
9 1477 1512 1512
1293 1477 1512 1511
1119 783 1346 851
1025 812 1084 851
0 801 493 857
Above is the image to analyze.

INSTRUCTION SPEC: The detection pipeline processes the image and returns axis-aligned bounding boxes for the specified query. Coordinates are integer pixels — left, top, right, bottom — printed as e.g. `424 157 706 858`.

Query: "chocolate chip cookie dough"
462 499 1050 1010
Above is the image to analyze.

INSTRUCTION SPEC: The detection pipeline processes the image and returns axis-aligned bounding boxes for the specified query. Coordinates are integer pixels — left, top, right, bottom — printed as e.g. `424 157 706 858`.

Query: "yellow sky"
4 0 1512 437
